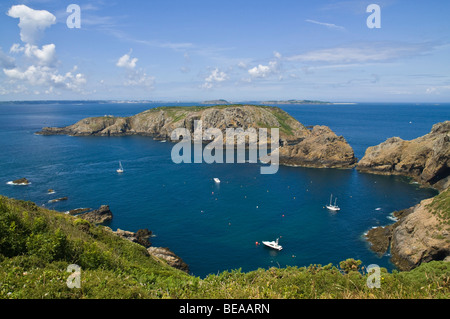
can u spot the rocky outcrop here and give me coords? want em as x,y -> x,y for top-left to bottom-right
277,125 -> 357,168
357,121 -> 450,190
147,247 -> 190,273
114,228 -> 152,248
48,197 -> 68,203
78,205 -> 113,224
9,178 -> 30,185
366,189 -> 450,271
37,104 -> 357,169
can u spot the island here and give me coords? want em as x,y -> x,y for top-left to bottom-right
260,99 -> 331,105
202,99 -> 230,105
37,104 -> 357,169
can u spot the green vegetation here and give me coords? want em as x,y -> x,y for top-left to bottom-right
428,188 -> 450,225
1,195 -> 449,299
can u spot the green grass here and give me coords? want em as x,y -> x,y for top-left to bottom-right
428,188 -> 450,225
1,195 -> 449,299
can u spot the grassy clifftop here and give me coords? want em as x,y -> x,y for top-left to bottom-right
1,195 -> 449,299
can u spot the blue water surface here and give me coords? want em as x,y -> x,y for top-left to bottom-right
0,101 -> 447,277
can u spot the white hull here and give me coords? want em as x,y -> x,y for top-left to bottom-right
214,178 -> 220,183
262,239 -> 283,251
117,161 -> 124,173
326,194 -> 340,211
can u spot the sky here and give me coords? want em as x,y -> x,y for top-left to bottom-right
0,0 -> 450,102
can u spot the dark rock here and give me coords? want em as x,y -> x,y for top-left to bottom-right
365,225 -> 394,256
147,247 -> 190,273
79,205 -> 113,224
67,208 -> 91,215
114,228 -> 152,248
12,178 -> 29,185
48,197 -> 68,203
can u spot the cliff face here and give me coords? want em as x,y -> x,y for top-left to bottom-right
37,105 -> 357,169
278,125 -> 357,168
357,121 -> 450,190
366,188 -> 450,271
37,105 -> 307,141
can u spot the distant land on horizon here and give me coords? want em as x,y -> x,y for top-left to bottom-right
2,100 -> 449,105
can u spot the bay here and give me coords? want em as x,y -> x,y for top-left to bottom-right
0,101 -> 447,277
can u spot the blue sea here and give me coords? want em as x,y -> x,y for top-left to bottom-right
0,101 -> 448,278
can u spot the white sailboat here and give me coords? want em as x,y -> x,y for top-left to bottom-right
326,194 -> 340,211
262,238 -> 283,251
213,178 -> 220,183
117,161 -> 124,173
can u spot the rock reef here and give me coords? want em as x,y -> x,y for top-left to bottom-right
357,121 -> 450,190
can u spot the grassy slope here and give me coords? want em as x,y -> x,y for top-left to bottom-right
0,195 -> 449,299
141,104 -> 299,136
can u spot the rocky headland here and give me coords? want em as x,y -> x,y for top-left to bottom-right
68,204 -> 188,272
357,121 -> 450,191
37,104 -> 357,169
366,188 -> 450,270
363,121 -> 450,270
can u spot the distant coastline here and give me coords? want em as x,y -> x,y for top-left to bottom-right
260,99 -> 331,105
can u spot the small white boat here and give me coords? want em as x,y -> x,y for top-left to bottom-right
213,178 -> 220,183
326,194 -> 340,211
117,161 -> 124,173
262,238 -> 283,251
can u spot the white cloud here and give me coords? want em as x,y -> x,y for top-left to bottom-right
116,51 -> 139,69
426,85 -> 450,95
11,43 -> 57,67
116,50 -> 154,88
237,61 -> 247,69
305,19 -> 345,31
2,5 -> 87,96
287,43 -> 432,64
124,69 -> 155,88
248,61 -> 279,78
7,5 -> 56,44
4,65 -> 86,92
201,68 -> 228,89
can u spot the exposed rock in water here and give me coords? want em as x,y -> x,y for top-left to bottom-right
366,189 -> 450,271
277,125 -> 357,168
147,247 -> 190,273
365,225 -> 394,256
357,121 -> 450,190
37,104 -> 357,169
48,197 -> 68,203
78,205 -> 113,224
114,228 -> 152,248
10,178 -> 30,185
66,208 -> 91,215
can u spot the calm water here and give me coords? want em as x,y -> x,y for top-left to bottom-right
0,101 -> 447,277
